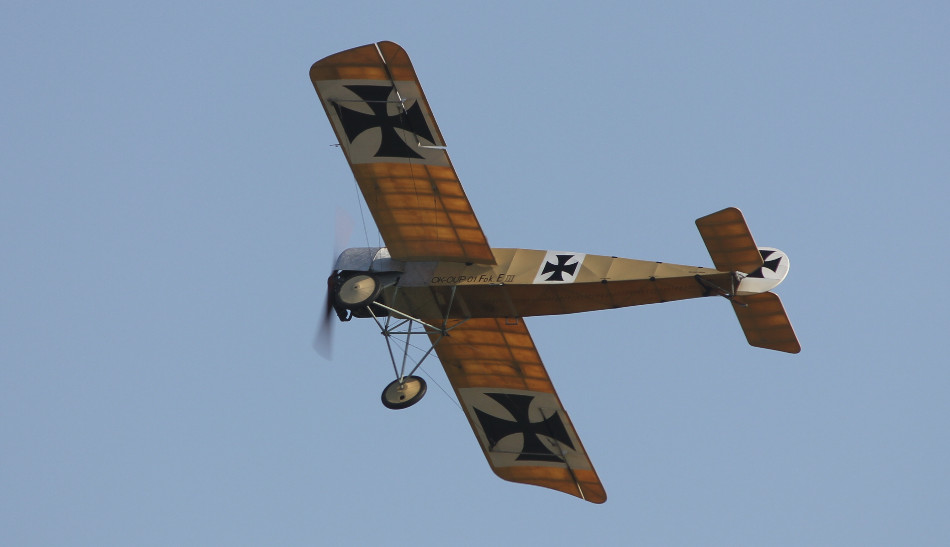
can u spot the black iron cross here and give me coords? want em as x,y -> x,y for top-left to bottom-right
540,254 -> 579,282
473,393 -> 574,462
333,84 -> 434,159
747,249 -> 782,278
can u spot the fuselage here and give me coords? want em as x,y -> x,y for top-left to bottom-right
336,247 -> 734,321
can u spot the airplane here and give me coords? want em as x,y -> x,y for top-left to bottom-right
309,41 -> 800,504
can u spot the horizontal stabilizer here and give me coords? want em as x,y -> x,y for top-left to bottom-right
733,292 -> 801,354
695,207 -> 764,274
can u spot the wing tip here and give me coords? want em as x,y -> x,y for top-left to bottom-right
490,465 -> 607,503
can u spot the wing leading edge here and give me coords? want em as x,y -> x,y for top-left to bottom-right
428,317 -> 606,503
310,42 -> 495,265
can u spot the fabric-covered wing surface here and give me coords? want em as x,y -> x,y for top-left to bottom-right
428,317 -> 606,503
310,41 -> 495,265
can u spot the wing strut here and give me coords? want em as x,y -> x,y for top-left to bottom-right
367,284 -> 468,383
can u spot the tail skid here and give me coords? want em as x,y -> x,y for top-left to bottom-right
696,208 -> 801,354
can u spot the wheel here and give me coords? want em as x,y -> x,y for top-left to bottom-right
335,274 -> 380,309
381,376 -> 427,410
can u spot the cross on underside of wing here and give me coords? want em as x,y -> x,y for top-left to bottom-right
427,317 -> 606,503
310,41 -> 495,265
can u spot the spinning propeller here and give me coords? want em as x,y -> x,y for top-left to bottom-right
313,209 -> 353,359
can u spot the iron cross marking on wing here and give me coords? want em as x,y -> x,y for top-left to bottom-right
541,254 -> 579,282
333,84 -> 434,159
473,393 -> 574,462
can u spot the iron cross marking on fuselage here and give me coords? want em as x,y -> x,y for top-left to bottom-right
541,254 -> 579,282
334,84 -> 434,159
473,393 -> 574,462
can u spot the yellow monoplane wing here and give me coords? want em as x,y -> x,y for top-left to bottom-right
310,42 -> 495,265
428,317 -> 606,503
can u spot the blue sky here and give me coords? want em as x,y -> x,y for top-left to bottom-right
3,2 -> 949,545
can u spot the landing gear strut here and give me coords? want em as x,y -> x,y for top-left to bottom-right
363,282 -> 469,411
329,271 -> 469,410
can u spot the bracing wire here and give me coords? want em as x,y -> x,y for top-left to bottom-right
420,367 -> 462,411
392,329 -> 462,411
351,176 -> 373,249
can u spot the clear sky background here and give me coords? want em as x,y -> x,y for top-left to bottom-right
3,2 -> 948,545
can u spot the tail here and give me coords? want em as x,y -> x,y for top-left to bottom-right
695,207 -> 801,354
